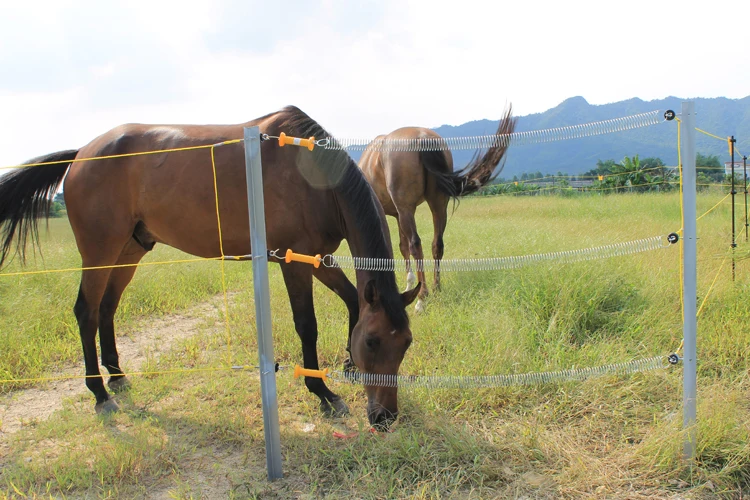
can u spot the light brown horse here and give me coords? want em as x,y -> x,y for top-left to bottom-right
0,106 -> 420,429
358,105 -> 516,312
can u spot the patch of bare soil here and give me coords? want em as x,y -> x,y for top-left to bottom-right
0,299 -> 225,438
0,293 -> 319,498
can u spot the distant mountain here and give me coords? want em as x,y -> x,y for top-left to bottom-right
351,96 -> 750,178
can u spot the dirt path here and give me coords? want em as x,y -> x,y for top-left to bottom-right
0,299 -> 224,437
0,294 -> 295,498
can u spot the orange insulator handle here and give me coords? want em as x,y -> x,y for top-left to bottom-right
294,365 -> 329,380
278,132 -> 316,151
285,249 -> 321,268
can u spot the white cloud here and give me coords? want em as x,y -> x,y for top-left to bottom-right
1,0 -> 748,167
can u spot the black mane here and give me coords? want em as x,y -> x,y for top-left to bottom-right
278,106 -> 409,330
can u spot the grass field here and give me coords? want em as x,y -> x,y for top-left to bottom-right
1,191 -> 749,499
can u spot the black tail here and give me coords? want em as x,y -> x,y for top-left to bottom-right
418,104 -> 517,203
0,149 -> 79,268
418,148 -> 460,202
453,104 -> 517,196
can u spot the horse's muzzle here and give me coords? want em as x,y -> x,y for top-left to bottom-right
368,405 -> 398,431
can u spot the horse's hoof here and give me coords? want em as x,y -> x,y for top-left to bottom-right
108,376 -> 131,393
321,397 -> 350,418
95,398 -> 120,415
414,299 -> 426,314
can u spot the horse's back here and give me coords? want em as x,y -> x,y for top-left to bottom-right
378,127 -> 448,210
62,114 -> 340,259
386,126 -> 438,141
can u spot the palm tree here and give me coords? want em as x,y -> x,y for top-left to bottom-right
618,155 -> 653,192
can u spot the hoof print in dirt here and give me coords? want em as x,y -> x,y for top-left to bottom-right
108,376 -> 131,393
321,397 -> 350,418
95,398 -> 120,415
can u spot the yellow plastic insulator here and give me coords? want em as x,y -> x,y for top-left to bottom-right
285,249 -> 321,268
598,175 -> 604,181
278,132 -> 316,151
294,365 -> 329,380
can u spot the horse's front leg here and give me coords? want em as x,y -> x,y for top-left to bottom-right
281,264 -> 349,417
313,266 -> 358,373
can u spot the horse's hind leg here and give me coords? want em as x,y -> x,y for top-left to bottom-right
426,195 -> 449,293
396,222 -> 417,292
99,239 -> 148,394
71,219 -> 134,413
75,265 -> 119,414
396,210 -> 428,313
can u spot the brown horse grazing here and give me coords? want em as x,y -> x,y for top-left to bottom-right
358,105 -> 516,312
0,106 -> 421,429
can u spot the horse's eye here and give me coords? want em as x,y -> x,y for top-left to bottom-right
365,336 -> 380,350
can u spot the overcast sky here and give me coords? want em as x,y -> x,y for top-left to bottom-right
1,0 -> 748,167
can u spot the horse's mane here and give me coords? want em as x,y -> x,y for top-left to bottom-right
277,106 -> 409,329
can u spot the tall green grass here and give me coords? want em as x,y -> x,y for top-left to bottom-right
1,192 -> 749,498
0,218 -> 250,388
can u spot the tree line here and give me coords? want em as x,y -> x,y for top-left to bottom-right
476,153 -> 740,196
49,193 -> 66,217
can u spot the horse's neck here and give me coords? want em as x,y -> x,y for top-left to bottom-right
335,191 -> 392,290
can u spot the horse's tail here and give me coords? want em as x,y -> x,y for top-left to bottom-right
451,104 -> 517,196
0,149 -> 79,268
418,148 -> 460,202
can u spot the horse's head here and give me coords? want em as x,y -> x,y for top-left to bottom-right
350,280 -> 421,430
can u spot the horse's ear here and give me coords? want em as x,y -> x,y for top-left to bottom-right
364,279 -> 379,306
401,282 -> 422,307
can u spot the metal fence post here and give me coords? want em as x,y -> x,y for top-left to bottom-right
244,126 -> 283,479
680,101 -> 697,461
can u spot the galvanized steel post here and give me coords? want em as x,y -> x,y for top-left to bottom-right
244,126 -> 283,479
680,102 -> 698,461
